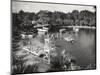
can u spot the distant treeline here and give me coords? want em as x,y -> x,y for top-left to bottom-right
12,9 -> 96,32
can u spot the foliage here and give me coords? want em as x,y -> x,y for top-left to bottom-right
12,9 -> 96,33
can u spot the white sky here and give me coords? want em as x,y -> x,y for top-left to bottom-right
12,1 -> 95,13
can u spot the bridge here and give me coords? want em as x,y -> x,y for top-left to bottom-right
62,26 -> 96,29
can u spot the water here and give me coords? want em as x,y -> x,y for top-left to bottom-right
55,29 -> 96,67
12,28 -> 96,73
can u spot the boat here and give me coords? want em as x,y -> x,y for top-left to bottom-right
64,36 -> 74,42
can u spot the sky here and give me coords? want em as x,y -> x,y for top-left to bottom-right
12,1 -> 95,13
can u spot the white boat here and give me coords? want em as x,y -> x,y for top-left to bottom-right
64,36 -> 74,42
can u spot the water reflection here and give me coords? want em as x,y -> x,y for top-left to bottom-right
61,29 -> 96,67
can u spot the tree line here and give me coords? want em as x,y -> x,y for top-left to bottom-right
12,9 -> 96,33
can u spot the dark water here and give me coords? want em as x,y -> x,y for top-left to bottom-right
55,29 -> 96,67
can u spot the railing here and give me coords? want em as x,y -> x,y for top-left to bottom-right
22,46 -> 50,64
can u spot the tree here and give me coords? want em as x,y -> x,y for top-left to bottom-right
71,10 -> 79,20
36,10 -> 51,24
71,10 -> 79,25
79,10 -> 95,26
